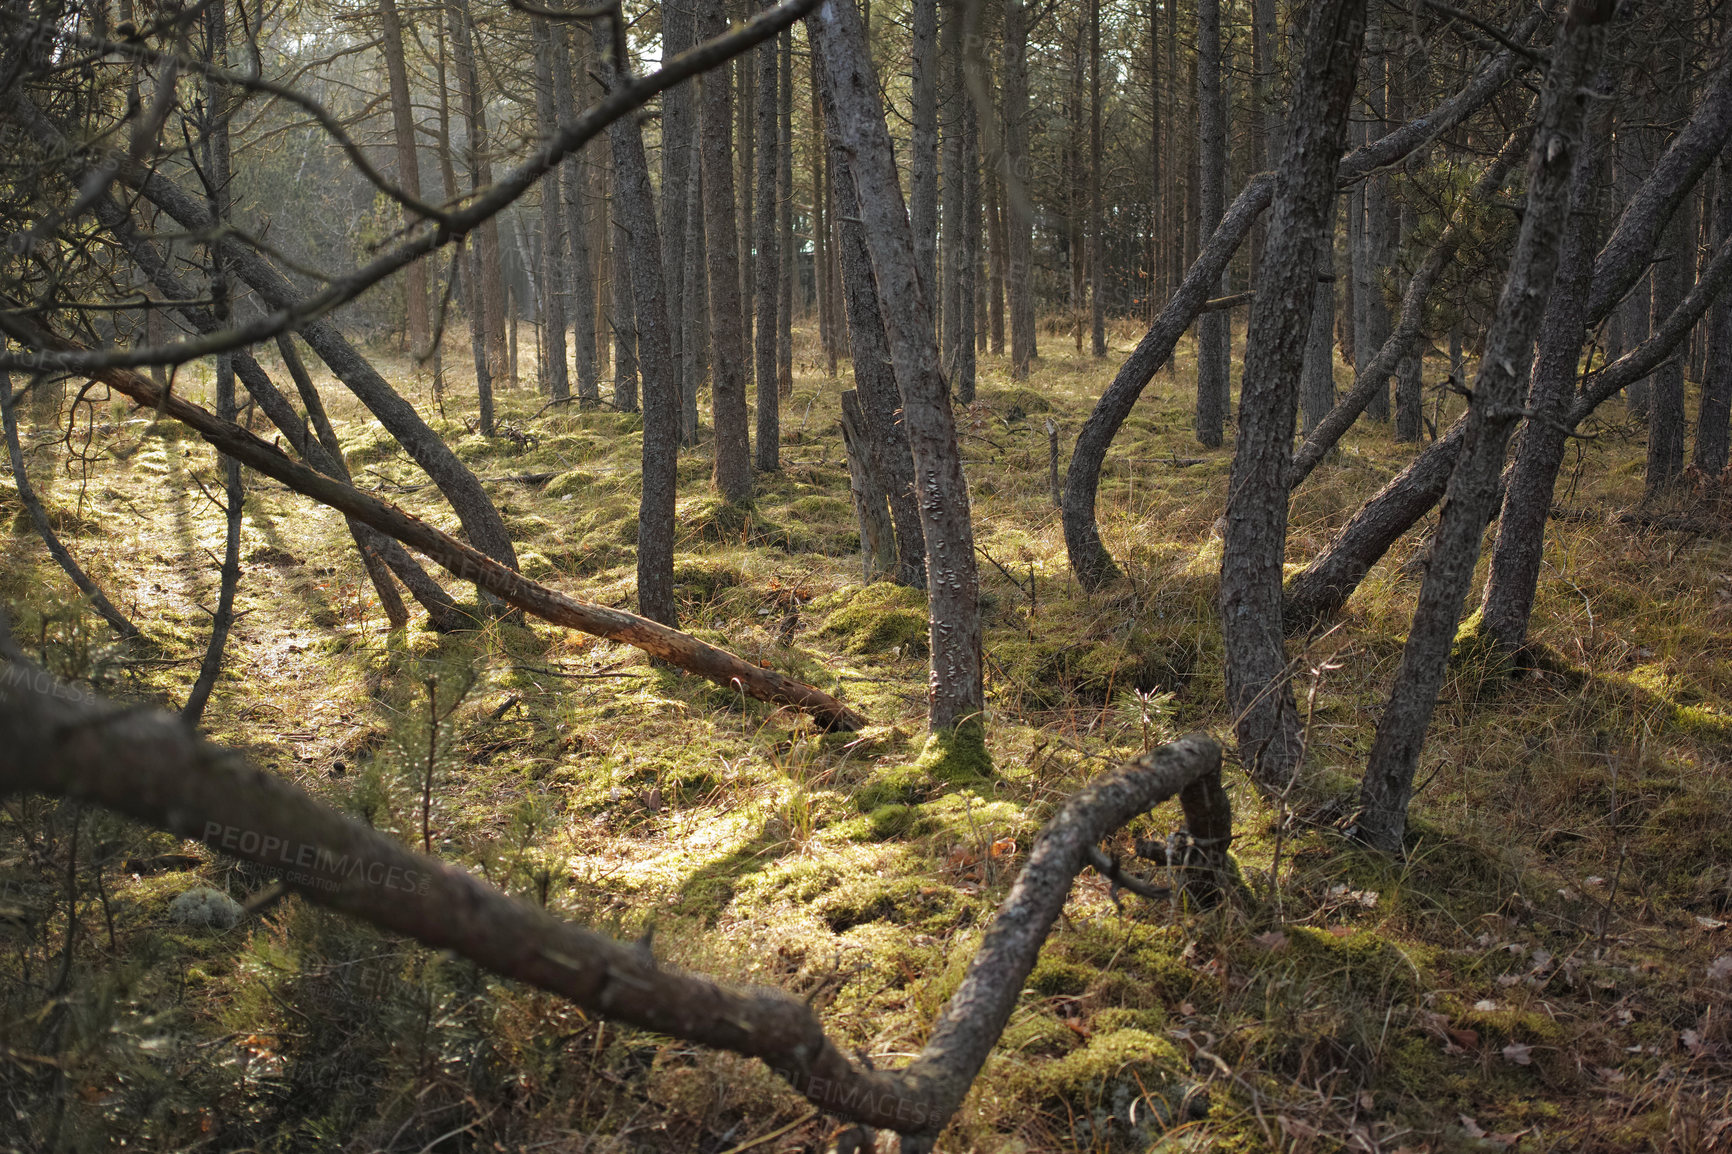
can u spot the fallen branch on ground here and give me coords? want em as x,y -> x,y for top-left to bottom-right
0,655 -> 1229,1143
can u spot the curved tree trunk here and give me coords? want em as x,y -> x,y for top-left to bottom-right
1061,31 -> 1540,589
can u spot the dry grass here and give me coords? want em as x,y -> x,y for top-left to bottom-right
2,318 -> 1730,1153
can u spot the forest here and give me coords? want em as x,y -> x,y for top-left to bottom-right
2,0 -> 1731,1148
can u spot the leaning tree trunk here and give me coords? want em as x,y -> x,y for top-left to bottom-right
824,65 -> 928,589
1220,0 -> 1365,790
1358,2 -> 1609,854
812,0 -> 984,732
699,0 -> 753,504
1475,84 -> 1611,655
1193,0 -> 1229,448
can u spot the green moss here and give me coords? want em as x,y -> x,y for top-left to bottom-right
816,583 -> 929,656
911,726 -> 994,784
817,875 -> 976,934
864,803 -> 918,840
544,469 -> 595,499
789,495 -> 851,519
1001,1012 -> 1082,1056
1027,956 -> 1095,997
1020,1028 -> 1193,1140
339,422 -> 402,466
516,551 -> 556,581
670,554 -> 745,598
677,495 -> 798,550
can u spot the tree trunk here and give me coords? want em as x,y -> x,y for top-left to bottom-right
598,34 -> 679,628
683,131 -> 710,442
660,0 -> 694,427
1300,208 -> 1339,435
1359,5 -> 1608,853
812,0 -> 984,732
532,18 -> 570,401
941,0 -> 965,382
1194,0 -> 1229,448
840,389 -> 897,581
778,29 -> 795,397
1647,189 -> 1692,494
911,0 -> 939,323
1697,152 -> 1732,476
754,23 -> 781,472
956,26 -> 981,402
1004,0 -> 1035,379
378,0 -> 429,361
612,216 -> 640,413
1477,91 -> 1610,654
988,163 -> 1006,355
1219,0 -> 1366,790
824,54 -> 928,590
449,0 -> 510,390
699,0 -> 753,503
1060,29 -> 1536,589
1089,0 -> 1105,358
1359,9 -> 1393,424
184,0 -> 242,729
553,26 -> 600,404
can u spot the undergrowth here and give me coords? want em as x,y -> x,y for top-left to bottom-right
2,316 -> 1730,1152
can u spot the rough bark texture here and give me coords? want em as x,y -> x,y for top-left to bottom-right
377,0 -> 429,360
532,18 -> 570,400
754,27 -> 781,472
840,389 -> 897,581
1061,32 -> 1538,589
599,45 -> 679,629
1477,95 -> 1609,654
1004,0 -> 1034,379
1359,3 -> 1609,854
552,26 -> 599,404
1219,0 -> 1366,790
1699,152 -> 1732,476
684,131 -> 710,441
449,0 -> 510,391
812,0 -> 983,731
1088,0 -> 1105,358
1193,0 -> 1229,448
1647,189 -> 1692,494
660,1 -> 694,432
0,659 -> 1222,1140
911,0 -> 938,316
699,0 -> 753,504
827,108 -> 928,589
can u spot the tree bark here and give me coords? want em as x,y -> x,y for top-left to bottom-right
596,31 -> 679,629
1647,188 -> 1692,494
0,661 -> 1225,1139
1088,0 -> 1105,358
661,0 -> 695,432
1697,152 -> 1732,476
1359,2 -> 1610,853
378,0 -> 430,361
448,0 -> 510,390
826,89 -> 928,589
1359,9 -> 1393,424
1220,0 -> 1366,790
840,389 -> 897,581
552,26 -> 600,404
1061,26 -> 1538,589
778,29 -> 795,397
1194,0 -> 1229,448
1477,90 -> 1610,654
699,0 -> 753,504
683,130 -> 710,442
1004,0 -> 1035,379
532,18 -> 570,401
911,0 -> 939,323
755,23 -> 781,472
812,0 -> 984,731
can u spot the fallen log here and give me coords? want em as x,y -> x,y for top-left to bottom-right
0,318 -> 864,730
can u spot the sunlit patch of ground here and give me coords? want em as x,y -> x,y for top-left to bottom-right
3,316 -> 1730,1152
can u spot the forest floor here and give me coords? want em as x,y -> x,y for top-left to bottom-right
3,319 -> 1732,1153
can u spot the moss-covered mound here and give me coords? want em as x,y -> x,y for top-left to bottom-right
816,582 -> 929,656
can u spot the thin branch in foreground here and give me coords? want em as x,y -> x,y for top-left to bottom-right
0,656 -> 1229,1140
